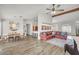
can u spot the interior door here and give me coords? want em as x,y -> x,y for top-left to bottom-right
26,24 -> 30,35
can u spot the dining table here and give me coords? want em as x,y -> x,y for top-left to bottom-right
7,33 -> 21,42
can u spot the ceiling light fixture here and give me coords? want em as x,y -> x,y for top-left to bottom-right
51,11 -> 56,14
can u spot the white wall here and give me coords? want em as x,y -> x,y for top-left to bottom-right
38,13 -> 52,39
0,17 -> 24,36
38,13 -> 52,24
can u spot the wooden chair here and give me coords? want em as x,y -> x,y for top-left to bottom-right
15,36 -> 21,41
8,36 -> 14,42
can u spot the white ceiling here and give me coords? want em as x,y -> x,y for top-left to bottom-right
0,4 -> 79,20
0,4 -> 49,19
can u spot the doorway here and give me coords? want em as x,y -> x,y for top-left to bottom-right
26,24 -> 30,36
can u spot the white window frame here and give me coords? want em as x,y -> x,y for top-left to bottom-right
62,25 -> 71,33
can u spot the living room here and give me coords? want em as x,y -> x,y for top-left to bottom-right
0,4 -> 79,55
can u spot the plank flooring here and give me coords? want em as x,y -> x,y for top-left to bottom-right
0,36 -> 69,55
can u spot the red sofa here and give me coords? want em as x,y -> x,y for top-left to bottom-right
54,31 -> 67,40
40,31 -> 67,41
40,31 -> 53,41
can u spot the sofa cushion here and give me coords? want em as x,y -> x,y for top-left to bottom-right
61,32 -> 67,36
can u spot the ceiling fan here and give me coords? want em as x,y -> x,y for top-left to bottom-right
46,4 -> 64,14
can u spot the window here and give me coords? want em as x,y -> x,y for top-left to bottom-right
62,25 -> 71,33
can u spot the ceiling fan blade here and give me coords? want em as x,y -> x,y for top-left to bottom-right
46,12 -> 50,14
55,9 -> 64,11
56,4 -> 61,8
46,8 -> 51,10
40,10 -> 50,14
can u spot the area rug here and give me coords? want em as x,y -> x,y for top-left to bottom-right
46,38 -> 66,48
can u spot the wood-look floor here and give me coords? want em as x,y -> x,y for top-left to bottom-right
0,36 -> 69,55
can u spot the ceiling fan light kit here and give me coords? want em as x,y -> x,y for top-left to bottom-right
46,4 -> 64,14
51,11 -> 56,14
